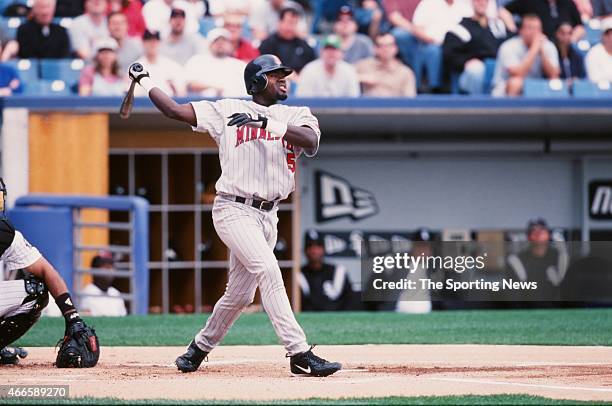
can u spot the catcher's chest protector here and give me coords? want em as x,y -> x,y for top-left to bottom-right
0,218 -> 16,258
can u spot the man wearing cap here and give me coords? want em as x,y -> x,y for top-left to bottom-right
160,8 -> 205,65
333,5 -> 374,64
69,0 -> 110,60
184,28 -> 247,97
356,33 -> 416,97
135,29 -> 186,97
585,17 -> 612,83
507,218 -> 568,304
79,251 -> 128,316
143,0 -> 200,39
258,6 -> 316,74
299,231 -> 356,312
296,35 -> 360,97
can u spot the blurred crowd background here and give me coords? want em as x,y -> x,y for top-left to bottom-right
0,0 -> 610,98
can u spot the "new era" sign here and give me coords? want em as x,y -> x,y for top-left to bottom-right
589,181 -> 612,220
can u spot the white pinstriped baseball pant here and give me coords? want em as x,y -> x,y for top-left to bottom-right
194,196 -> 309,356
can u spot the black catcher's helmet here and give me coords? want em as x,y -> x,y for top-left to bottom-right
244,54 -> 293,95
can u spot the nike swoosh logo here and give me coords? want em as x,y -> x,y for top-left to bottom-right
295,364 -> 311,374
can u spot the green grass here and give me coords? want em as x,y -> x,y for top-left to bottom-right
0,395 -> 610,405
14,308 -> 612,347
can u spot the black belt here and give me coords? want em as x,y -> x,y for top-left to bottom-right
233,196 -> 276,211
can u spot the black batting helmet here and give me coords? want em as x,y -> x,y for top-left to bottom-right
244,54 -> 293,95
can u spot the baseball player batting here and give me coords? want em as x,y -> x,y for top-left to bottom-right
128,54 -> 341,377
0,179 -> 99,368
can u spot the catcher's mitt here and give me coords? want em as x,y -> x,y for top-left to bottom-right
55,320 -> 99,368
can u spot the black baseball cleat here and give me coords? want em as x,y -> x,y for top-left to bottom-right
0,346 -> 28,365
289,346 -> 342,377
175,340 -> 208,373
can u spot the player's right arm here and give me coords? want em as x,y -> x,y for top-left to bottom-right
128,63 -> 197,127
24,257 -> 70,299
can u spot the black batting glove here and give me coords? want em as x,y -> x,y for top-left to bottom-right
128,62 -> 150,84
227,113 -> 268,129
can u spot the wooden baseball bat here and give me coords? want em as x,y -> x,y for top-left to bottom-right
119,79 -> 137,119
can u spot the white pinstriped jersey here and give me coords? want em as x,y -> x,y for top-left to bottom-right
190,99 -> 321,202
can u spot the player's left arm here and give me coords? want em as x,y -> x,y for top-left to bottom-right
283,125 -> 318,151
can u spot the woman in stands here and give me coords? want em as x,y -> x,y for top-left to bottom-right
79,37 -> 126,96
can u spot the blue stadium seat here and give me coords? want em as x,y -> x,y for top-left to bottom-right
585,21 -> 602,47
573,80 -> 612,98
523,79 -> 570,98
3,58 -> 38,84
0,16 -> 25,39
198,16 -> 216,37
40,58 -> 84,89
22,79 -> 72,96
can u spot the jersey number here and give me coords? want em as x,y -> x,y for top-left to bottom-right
286,152 -> 296,173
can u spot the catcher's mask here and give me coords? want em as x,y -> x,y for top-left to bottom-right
244,54 -> 293,95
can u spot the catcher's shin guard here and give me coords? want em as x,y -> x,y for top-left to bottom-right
0,277 -> 48,348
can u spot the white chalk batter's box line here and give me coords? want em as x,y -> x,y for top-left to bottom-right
427,377 -> 612,393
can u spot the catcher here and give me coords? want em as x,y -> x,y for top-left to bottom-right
0,178 -> 99,368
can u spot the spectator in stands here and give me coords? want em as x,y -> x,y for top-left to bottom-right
70,0 -> 110,60
160,8 -> 204,65
80,251 -> 128,316
135,30 -> 186,97
391,0 -> 464,92
108,11 -> 143,72
185,28 -> 247,97
108,0 -> 146,38
333,5 -> 374,64
224,13 -> 260,62
356,0 -> 385,38
259,6 -> 316,73
555,21 -> 586,80
503,0 -> 585,42
591,0 -> 612,18
2,0 -> 71,60
251,0 -> 308,41
143,0 -> 200,39
585,17 -> 612,82
356,32 -> 416,96
0,56 -> 22,96
492,14 -> 560,96
296,35 -> 360,97
79,38 -> 126,96
299,231 -> 356,312
443,0 -> 505,94
384,0 -> 423,67
456,0 -> 514,34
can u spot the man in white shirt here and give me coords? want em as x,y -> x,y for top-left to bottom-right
492,14 -> 560,96
185,28 -> 247,97
69,0 -> 110,60
142,0 -> 200,39
585,17 -> 612,83
410,0 -> 465,90
296,35 -> 360,97
160,7 -> 205,65
80,251 -> 127,317
135,30 -> 187,97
